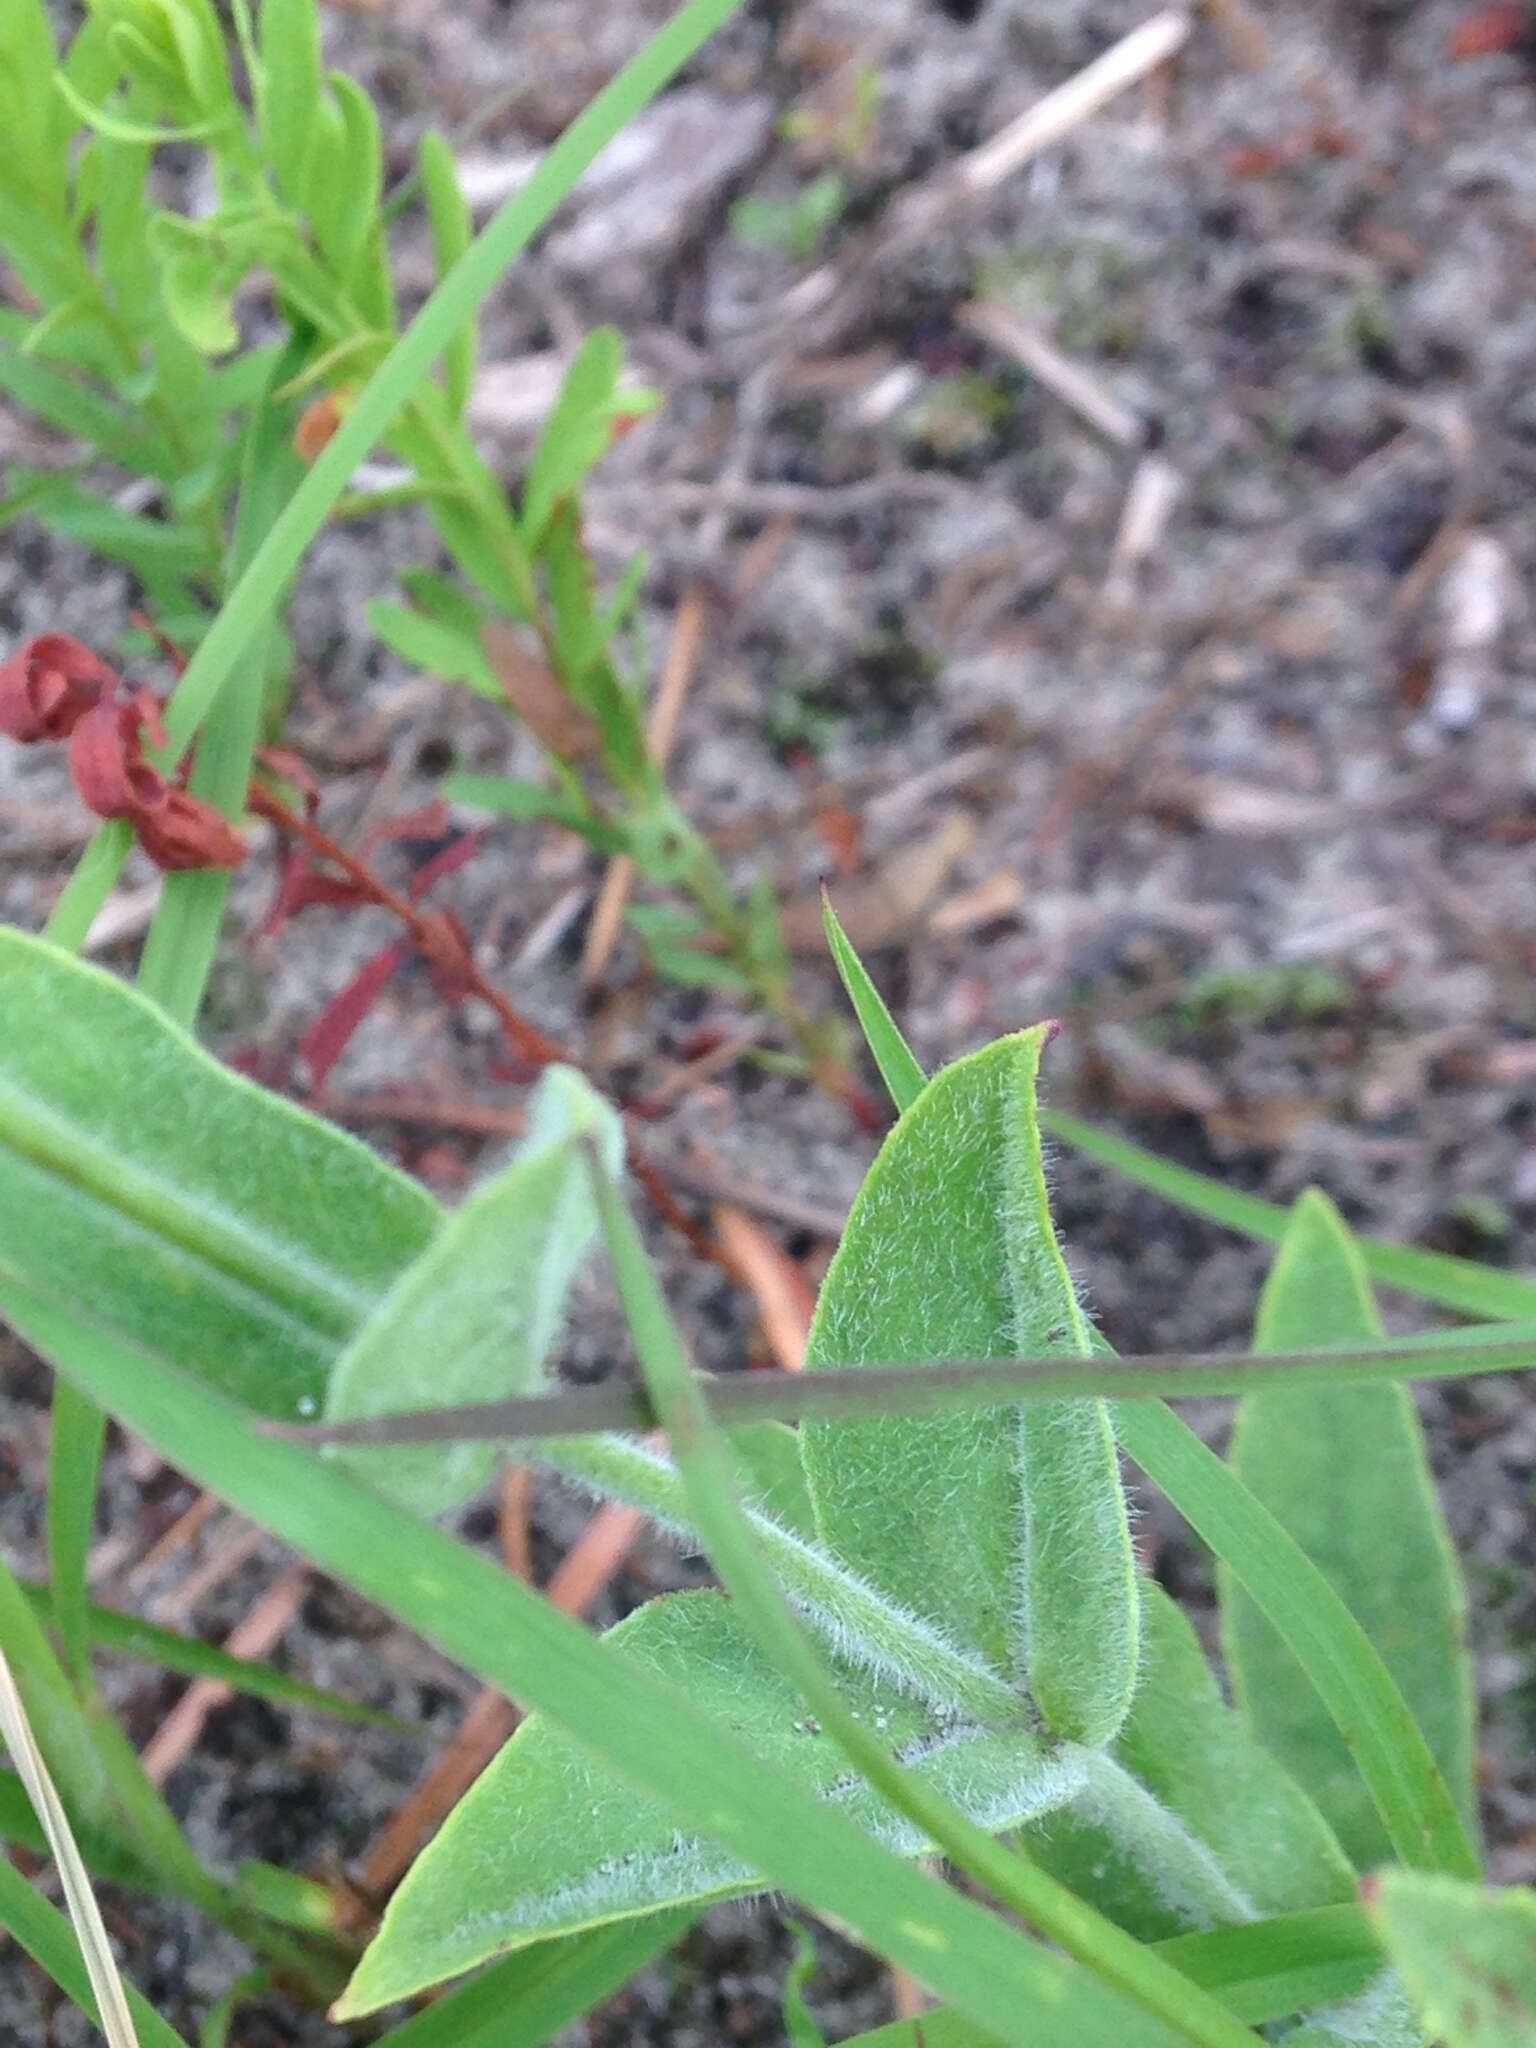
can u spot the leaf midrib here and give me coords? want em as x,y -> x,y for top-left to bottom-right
0,1076 -> 370,1341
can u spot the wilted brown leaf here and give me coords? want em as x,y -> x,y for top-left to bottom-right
482,621 -> 602,763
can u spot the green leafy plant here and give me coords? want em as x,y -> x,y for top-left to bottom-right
3,3 -> 1536,2044
1,0 -> 841,1074
1,910 -> 1530,2044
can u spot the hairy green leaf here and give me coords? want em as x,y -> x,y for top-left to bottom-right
359,1589 -> 1080,1980
1222,1191 -> 1476,1868
1029,1583 -> 1354,1940
325,1067 -> 622,1514
5,1290 -> 1189,2048
0,929 -> 438,1416
1115,1401 -> 1478,1880
804,1029 -> 1138,1743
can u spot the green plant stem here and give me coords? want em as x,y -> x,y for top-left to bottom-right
586,1151 -> 1263,2048
51,0 -> 750,941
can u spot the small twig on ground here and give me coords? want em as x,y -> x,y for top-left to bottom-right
713,1206 -> 815,1372
140,1567 -> 309,1785
152,1518 -> 268,1628
958,301 -> 1147,450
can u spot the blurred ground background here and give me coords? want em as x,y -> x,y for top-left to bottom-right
4,0 -> 1536,2037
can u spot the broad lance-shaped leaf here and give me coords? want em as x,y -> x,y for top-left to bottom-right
1026,1584 -> 1355,1940
0,928 -> 437,1415
1221,1189 -> 1475,1869
349,1588 -> 1086,2002
1367,1871 -> 1536,2048
484,1442 -> 1353,1980
803,1028 -> 1138,1744
324,1067 -> 622,1516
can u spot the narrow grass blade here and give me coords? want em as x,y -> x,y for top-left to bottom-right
280,1320 -> 1536,1446
838,1906 -> 1383,2046
46,1380 -> 106,1685
1223,1192 -> 1476,1868
1042,1109 -> 1536,1324
587,1157 -> 1259,2048
16,1582 -> 409,1730
136,342 -> 304,1029
0,1856 -> 186,2048
0,1642 -> 140,2047
1114,1400 -> 1479,1880
822,893 -> 926,1112
4,1281 -> 1192,2045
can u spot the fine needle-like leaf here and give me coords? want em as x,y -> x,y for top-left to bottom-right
585,1148 -> 1261,2048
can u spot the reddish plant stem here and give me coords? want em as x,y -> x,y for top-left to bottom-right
248,782 -> 564,1067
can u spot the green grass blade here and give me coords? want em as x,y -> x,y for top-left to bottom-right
0,1640 -> 140,2048
16,1581 -> 410,1731
53,0 -> 750,934
1113,1400 -> 1479,1880
0,1854 -> 189,2048
1223,1193 -> 1476,1869
1042,1110 -> 1536,1323
136,344 -> 304,1028
5,1281 -> 1190,2046
822,893 -> 927,1112
43,819 -> 134,950
839,1907 -> 1383,2047
286,1321 -> 1536,1447
587,1155 -> 1260,2048
45,1382 -> 106,1685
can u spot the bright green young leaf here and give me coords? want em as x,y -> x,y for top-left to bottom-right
804,1029 -> 1138,1744
0,929 -> 438,1416
324,1067 -> 622,1515
443,771 -> 595,835
1368,1870 -> 1536,2048
1221,1190 -> 1475,1869
822,893 -> 927,1112
419,127 -> 475,420
256,0 -> 322,209
356,1588 -> 1078,1989
522,327 -> 631,550
1028,1583 -> 1354,1941
368,597 -> 501,696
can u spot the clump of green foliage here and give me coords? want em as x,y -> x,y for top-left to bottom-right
1,4 -> 1534,2047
